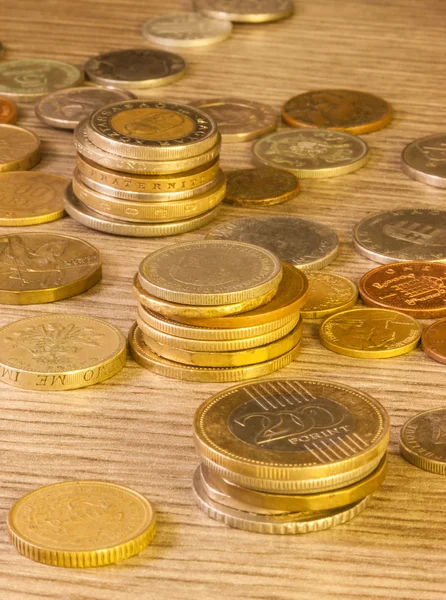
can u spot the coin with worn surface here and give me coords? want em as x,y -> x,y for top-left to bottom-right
191,98 -> 277,142
8,480 -> 156,567
0,314 -> 125,391
301,272 -> 358,319
0,59 -> 83,101
193,0 -> 294,23
400,409 -> 446,475
224,167 -> 299,207
401,133 -> 446,188
0,232 -> 101,304
422,318 -> 446,365
0,97 -> 18,124
207,215 -> 339,270
0,125 -> 40,172
0,172 -> 67,226
320,308 -> 421,359
85,48 -> 186,90
253,129 -> 369,178
142,13 -> 232,47
282,89 -> 392,134
359,262 -> 446,318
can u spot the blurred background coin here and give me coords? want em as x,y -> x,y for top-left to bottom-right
0,125 -> 40,172
0,97 -> 18,124
193,0 -> 295,23
142,13 -> 232,47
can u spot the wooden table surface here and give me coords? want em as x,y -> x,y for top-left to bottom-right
1,1 -> 446,598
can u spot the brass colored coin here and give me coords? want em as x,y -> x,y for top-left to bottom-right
301,272 -> 358,319
0,232 -> 101,304
193,0 -> 295,23
138,240 -> 283,306
142,13 -> 232,47
8,480 -> 156,567
359,262 -> 446,318
85,48 -> 186,90
282,89 -> 393,134
0,315 -> 125,391
190,98 -> 277,142
129,323 -> 301,383
253,129 -> 369,178
0,97 -> 18,124
401,134 -> 446,189
0,124 -> 40,172
422,318 -> 446,365
400,409 -> 446,475
0,172 -> 67,226
224,167 -> 299,207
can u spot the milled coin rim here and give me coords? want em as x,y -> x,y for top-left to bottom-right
400,408 -> 446,475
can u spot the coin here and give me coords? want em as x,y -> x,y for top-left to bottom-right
35,86 -> 134,129
0,232 -> 101,304
253,130 -> 369,178
142,13 -> 232,47
301,272 -> 358,319
8,480 -> 156,567
0,172 -> 67,226
422,318 -> 446,365
359,262 -> 446,318
206,215 -> 339,270
0,59 -> 83,101
282,89 -> 393,134
0,125 -> 40,172
320,308 -> 421,359
0,314 -> 125,390
191,98 -> 277,143
223,167 -> 299,207
400,409 -> 446,475
193,0 -> 295,23
401,133 -> 446,189
0,97 -> 18,124
85,48 -> 186,90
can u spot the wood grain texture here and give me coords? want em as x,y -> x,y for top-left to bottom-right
1,1 -> 446,598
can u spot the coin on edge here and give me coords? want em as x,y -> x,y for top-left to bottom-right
8,480 -> 156,567
0,97 -> 18,124
301,272 -> 358,319
224,167 -> 299,207
142,13 -> 232,47
400,409 -> 446,475
422,318 -> 446,365
193,0 -> 295,23
0,125 -> 40,172
401,133 -> 446,189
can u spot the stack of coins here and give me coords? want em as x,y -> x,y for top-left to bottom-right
193,379 -> 390,534
129,240 -> 309,382
65,99 -> 225,237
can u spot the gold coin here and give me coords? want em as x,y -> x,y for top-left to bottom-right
0,97 -> 18,125
0,124 -> 40,172
223,167 -> 299,207
0,232 -> 101,304
0,172 -> 67,226
129,323 -> 301,383
0,314 -> 126,391
400,409 -> 446,475
8,480 -> 156,567
320,308 -> 421,358
301,272 -> 358,319
193,0 -> 295,24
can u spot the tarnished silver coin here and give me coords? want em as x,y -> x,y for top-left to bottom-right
206,215 -> 339,270
354,209 -> 446,264
402,134 -> 446,189
193,0 -> 295,23
142,13 -> 232,47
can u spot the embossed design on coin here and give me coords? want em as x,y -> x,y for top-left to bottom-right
301,272 -> 358,319
193,0 -> 294,23
422,318 -> 446,365
142,13 -> 232,47
0,124 -> 41,172
224,167 -> 299,206
402,134 -> 446,188
400,409 -> 446,474
0,97 -> 18,124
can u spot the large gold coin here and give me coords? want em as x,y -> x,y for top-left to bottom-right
8,480 -> 156,568
0,124 -> 40,172
400,408 -> 446,475
301,272 -> 358,319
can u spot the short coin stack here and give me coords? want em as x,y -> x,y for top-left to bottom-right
193,379 -> 390,534
129,240 -> 309,382
65,99 -> 225,237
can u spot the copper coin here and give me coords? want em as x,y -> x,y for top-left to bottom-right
224,167 -> 299,207
282,89 -> 393,135
0,97 -> 18,124
359,262 -> 446,318
401,134 -> 446,189
422,318 -> 446,364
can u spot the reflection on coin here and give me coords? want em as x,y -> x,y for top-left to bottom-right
301,272 -> 358,319
85,48 -> 186,90
0,97 -> 18,124
422,318 -> 446,365
253,129 -> 369,178
0,125 -> 40,172
224,167 -> 299,207
193,0 -> 295,23
142,13 -> 232,47
8,480 -> 156,567
206,215 -> 339,270
191,97 -> 277,142
282,89 -> 392,134
35,86 -> 134,129
401,134 -> 446,189
400,409 -> 446,475
354,209 -> 446,264
0,59 -> 83,101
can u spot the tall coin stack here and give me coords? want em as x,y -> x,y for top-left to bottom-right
193,379 -> 390,534
129,240 -> 310,382
65,99 -> 225,237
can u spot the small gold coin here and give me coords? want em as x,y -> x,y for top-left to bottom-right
0,97 -> 18,124
400,408 -> 446,475
142,13 -> 232,47
301,272 -> 358,319
0,124 -> 41,172
320,308 -> 421,359
0,315 -> 126,391
8,480 -> 156,567
193,0 -> 295,23
224,167 -> 299,207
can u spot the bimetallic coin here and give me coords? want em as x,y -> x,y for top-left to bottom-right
402,134 -> 446,188
85,48 -> 186,90
301,272 -> 358,319
400,409 -> 446,475
0,125 -> 40,172
0,232 -> 101,304
191,98 -> 277,142
8,480 -> 156,567
142,13 -> 232,47
282,89 -> 393,134
224,167 -> 299,207
193,0 -> 295,23
207,215 -> 339,271
253,129 -> 369,178
0,97 -> 18,124
422,318 -> 446,365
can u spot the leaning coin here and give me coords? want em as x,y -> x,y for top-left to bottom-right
301,272 -> 358,319
422,318 -> 446,365
224,167 -> 299,207
142,13 -> 232,47
193,0 -> 295,23
401,133 -> 446,189
253,129 -> 369,178
0,97 -> 18,124
0,125 -> 40,172
400,409 -> 446,475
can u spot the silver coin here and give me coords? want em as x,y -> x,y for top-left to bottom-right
401,133 -> 446,189
354,208 -> 446,264
142,13 -> 232,47
193,0 -> 294,23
